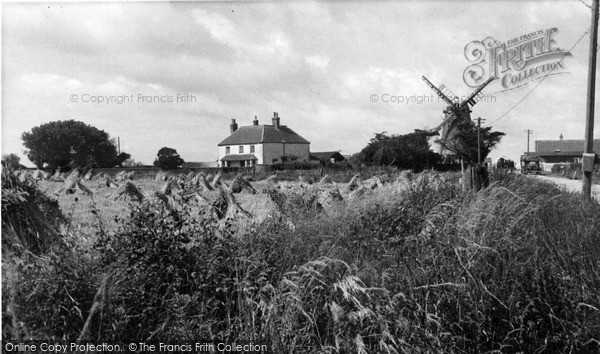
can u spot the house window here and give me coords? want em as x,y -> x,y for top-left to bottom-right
225,147 -> 230,155
272,158 -> 278,163
250,145 -> 255,153
239,146 -> 244,153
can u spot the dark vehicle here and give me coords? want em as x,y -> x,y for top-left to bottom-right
521,155 -> 542,175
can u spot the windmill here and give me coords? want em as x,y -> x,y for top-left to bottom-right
421,75 -> 495,161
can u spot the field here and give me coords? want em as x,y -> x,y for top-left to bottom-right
2,168 -> 600,353
33,177 -> 275,240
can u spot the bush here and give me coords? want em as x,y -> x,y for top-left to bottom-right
270,161 -> 315,171
93,202 -> 281,342
3,240 -> 99,340
569,162 -> 582,172
551,163 -> 568,174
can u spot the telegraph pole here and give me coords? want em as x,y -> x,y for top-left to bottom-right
477,117 -> 486,163
583,0 -> 599,199
524,129 -> 533,155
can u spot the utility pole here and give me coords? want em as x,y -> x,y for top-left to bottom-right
117,137 -> 121,155
583,0 -> 599,200
524,129 -> 533,155
477,117 -> 486,164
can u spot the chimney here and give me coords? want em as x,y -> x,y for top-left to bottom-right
230,118 -> 238,134
272,112 -> 280,129
559,134 -> 563,140
253,115 -> 259,126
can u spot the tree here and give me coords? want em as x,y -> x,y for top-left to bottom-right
435,119 -> 505,164
21,120 -> 126,170
352,131 -> 441,171
153,147 -> 184,169
497,157 -> 516,171
115,152 -> 131,168
2,154 -> 22,169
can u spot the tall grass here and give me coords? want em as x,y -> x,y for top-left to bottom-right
3,169 -> 599,352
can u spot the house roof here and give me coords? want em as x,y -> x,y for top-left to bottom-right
310,151 -> 345,161
527,151 -> 584,157
218,125 -> 310,146
535,139 -> 600,153
220,154 -> 258,162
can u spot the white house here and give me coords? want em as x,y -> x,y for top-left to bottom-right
217,112 -> 311,168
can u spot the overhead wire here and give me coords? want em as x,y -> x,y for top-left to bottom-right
578,0 -> 592,9
490,28 -> 591,124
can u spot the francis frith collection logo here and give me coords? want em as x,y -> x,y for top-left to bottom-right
463,28 -> 572,90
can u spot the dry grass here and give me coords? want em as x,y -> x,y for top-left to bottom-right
4,169 -> 599,352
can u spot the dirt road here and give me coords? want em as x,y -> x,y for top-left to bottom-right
528,175 -> 600,201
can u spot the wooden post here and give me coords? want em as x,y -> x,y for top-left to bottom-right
461,159 -> 466,192
470,164 -> 474,189
477,117 -> 482,164
524,129 -> 533,155
583,0 -> 599,199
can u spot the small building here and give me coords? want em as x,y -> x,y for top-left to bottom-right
217,112 -> 311,168
527,135 -> 600,171
310,151 -> 346,164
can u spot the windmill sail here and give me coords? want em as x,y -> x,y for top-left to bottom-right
459,76 -> 495,109
421,76 -> 454,106
438,84 -> 457,103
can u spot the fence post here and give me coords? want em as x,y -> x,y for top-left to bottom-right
461,159 -> 466,192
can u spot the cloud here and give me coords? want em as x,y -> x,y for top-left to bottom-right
17,73 -> 82,96
306,55 -> 330,68
192,8 -> 292,58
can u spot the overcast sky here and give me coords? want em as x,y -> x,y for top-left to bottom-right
2,1 -> 599,166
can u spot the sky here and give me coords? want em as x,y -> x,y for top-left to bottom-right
2,0 -> 599,166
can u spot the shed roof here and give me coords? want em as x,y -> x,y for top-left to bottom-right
535,139 -> 600,153
310,151 -> 346,161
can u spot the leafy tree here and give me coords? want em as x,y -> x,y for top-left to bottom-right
21,120 -> 126,170
497,157 -> 516,171
115,152 -> 131,168
436,119 -> 505,164
153,147 -> 184,169
1,154 -> 21,169
352,131 -> 441,171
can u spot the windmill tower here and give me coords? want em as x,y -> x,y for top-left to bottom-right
421,75 -> 495,161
